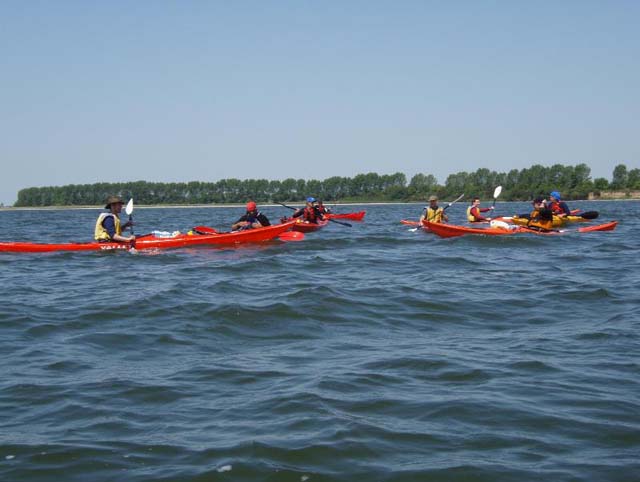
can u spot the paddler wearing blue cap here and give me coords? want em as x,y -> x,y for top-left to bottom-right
292,197 -> 325,224
548,191 -> 571,217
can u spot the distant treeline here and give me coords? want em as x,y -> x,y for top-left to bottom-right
14,163 -> 638,207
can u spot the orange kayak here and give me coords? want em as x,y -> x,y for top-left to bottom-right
423,220 -> 618,238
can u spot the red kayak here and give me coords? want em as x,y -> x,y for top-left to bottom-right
423,220 -> 618,238
325,211 -> 366,221
283,218 -> 330,233
0,221 -> 298,253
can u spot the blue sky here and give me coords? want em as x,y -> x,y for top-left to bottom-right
1,1 -> 638,205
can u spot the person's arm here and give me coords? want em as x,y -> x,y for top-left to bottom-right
470,206 -> 488,221
559,202 -> 571,216
255,213 -> 270,227
292,209 -> 304,218
315,207 -> 325,220
103,216 -> 134,242
231,214 -> 250,230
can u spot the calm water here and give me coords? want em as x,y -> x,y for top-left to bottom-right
1,201 -> 639,482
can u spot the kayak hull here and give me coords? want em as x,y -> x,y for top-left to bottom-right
326,211 -> 366,221
423,220 -> 618,238
0,221 -> 297,253
283,218 -> 330,233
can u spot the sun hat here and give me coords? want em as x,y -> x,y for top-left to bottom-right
306,197 -> 316,203
104,196 -> 125,209
246,201 -> 257,211
428,195 -> 438,202
550,191 -> 561,200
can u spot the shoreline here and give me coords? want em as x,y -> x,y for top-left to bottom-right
0,198 -> 637,212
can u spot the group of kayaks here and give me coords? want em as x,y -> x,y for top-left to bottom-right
402,209 -> 618,238
0,210 -> 367,253
0,204 -> 620,253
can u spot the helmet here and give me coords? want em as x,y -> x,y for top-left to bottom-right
306,197 -> 316,203
550,191 -> 561,200
246,201 -> 257,211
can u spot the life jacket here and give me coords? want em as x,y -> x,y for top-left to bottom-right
94,213 -> 121,241
549,201 -> 563,214
466,206 -> 484,222
426,206 -> 444,223
527,209 -> 554,230
303,206 -> 318,223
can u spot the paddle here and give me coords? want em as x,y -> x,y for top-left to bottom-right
278,231 -> 305,242
575,210 -> 599,220
491,186 -> 502,209
411,193 -> 464,231
125,198 -> 134,235
277,202 -> 352,227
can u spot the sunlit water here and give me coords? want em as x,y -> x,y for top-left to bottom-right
1,201 -> 639,481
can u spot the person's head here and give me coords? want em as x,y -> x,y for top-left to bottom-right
104,196 -> 125,212
550,191 -> 561,201
428,195 -> 438,206
533,196 -> 545,208
306,196 -> 316,206
246,201 -> 257,213
472,197 -> 480,206
317,200 -> 324,206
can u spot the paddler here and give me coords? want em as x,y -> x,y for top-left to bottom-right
231,201 -> 271,230
467,197 -> 494,222
94,196 -> 135,243
292,197 -> 325,224
548,191 -> 571,217
420,195 -> 448,223
526,197 -> 554,231
316,200 -> 331,215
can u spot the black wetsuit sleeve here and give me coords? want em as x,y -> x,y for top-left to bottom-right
257,213 -> 270,226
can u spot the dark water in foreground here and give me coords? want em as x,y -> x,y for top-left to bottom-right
1,201 -> 639,482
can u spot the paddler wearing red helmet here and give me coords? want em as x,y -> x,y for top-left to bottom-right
231,201 -> 271,230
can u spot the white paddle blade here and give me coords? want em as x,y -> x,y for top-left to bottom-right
125,198 -> 134,215
493,186 -> 502,199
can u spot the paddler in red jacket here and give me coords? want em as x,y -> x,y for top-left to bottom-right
231,201 -> 271,230
94,196 -> 135,243
548,191 -> 571,217
316,200 -> 331,215
292,197 -> 325,224
466,197 -> 494,222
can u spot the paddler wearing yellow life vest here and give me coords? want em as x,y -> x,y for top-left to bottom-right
526,197 -> 554,231
94,196 -> 135,243
420,195 -> 448,223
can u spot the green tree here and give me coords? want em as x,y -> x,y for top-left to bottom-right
611,164 -> 628,189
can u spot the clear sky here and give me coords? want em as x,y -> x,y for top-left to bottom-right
1,1 -> 638,205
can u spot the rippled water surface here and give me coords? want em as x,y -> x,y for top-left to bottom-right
1,201 -> 639,481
